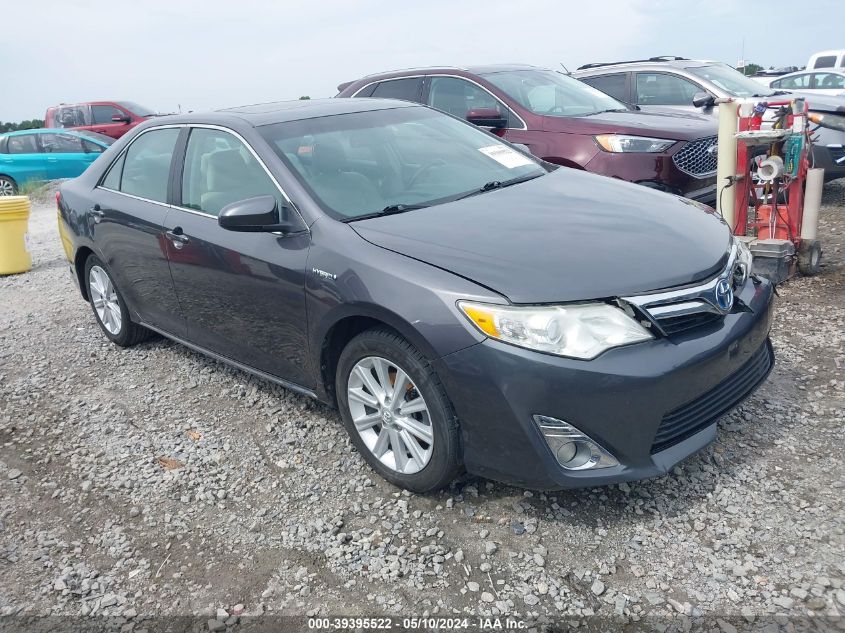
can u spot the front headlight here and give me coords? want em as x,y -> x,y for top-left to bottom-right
733,237 -> 753,286
594,134 -> 676,153
458,301 -> 653,360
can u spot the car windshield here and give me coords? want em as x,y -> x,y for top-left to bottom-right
118,101 -> 155,117
686,63 -> 775,98
259,106 -> 546,220
480,69 -> 628,117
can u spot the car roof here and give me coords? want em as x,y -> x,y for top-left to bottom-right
0,128 -> 112,145
574,57 -> 714,74
777,68 -> 845,77
340,64 -> 547,90
2,128 -> 83,136
134,98 -> 420,129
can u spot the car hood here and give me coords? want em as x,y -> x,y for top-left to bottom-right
351,169 -> 730,304
539,109 -> 717,141
781,91 -> 845,114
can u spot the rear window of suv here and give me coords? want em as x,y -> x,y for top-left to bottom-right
812,55 -> 837,69
581,73 -> 628,102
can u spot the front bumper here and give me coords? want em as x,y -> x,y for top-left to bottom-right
584,146 -> 717,204
435,277 -> 774,489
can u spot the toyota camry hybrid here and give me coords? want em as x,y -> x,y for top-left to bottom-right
57,98 -> 774,492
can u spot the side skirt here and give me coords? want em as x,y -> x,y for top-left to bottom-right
140,322 -> 319,400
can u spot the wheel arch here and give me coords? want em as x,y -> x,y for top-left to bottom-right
74,246 -> 96,301
316,306 -> 441,407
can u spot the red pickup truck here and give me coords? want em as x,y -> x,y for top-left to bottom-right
45,101 -> 155,139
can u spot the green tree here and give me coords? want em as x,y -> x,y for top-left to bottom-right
740,62 -> 763,76
0,119 -> 44,133
298,95 -> 311,100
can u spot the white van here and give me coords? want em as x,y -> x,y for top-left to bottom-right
807,50 -> 845,70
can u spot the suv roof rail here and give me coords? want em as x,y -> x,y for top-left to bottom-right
576,56 -> 688,71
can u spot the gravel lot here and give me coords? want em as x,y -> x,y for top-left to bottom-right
1,182 -> 843,629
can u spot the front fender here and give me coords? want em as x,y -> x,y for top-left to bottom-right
304,218 -> 502,401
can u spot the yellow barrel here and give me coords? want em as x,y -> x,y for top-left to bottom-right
0,196 -> 32,275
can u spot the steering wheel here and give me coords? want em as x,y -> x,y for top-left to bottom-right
407,159 -> 447,189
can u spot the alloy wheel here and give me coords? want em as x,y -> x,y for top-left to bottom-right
346,356 -> 433,474
88,265 -> 122,335
0,179 -> 15,196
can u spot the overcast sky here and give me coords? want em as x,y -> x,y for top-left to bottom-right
3,0 -> 841,121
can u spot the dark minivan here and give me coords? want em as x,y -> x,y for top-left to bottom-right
337,65 -> 720,203
58,98 -> 773,492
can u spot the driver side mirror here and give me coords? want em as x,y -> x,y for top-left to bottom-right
692,91 -> 716,109
111,114 -> 131,123
466,108 -> 508,129
218,195 -> 303,234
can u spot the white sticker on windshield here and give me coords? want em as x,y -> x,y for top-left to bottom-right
478,145 -> 534,169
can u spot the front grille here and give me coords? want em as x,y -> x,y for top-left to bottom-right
673,135 -> 718,178
653,311 -> 722,336
651,341 -> 774,454
829,146 -> 845,166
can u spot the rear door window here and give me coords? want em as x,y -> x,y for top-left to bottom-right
635,72 -> 701,105
370,78 -> 424,102
101,153 -> 125,190
40,133 -> 84,153
581,73 -> 628,102
118,128 -> 180,203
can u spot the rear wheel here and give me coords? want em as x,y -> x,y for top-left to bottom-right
0,176 -> 16,196
84,255 -> 153,347
336,328 -> 462,492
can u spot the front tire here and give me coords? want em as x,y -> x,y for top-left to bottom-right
336,328 -> 462,492
84,255 -> 152,347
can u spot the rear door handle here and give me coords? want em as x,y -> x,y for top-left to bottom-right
166,227 -> 190,249
90,205 -> 104,223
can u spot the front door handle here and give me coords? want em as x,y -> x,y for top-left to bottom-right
166,227 -> 190,249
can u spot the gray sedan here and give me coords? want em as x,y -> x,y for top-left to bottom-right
57,98 -> 772,492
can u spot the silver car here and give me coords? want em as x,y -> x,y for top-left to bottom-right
573,57 -> 845,181
767,69 -> 845,97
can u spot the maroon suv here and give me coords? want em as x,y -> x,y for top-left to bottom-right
337,65 -> 719,203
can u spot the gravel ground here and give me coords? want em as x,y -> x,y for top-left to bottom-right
0,182 -> 843,630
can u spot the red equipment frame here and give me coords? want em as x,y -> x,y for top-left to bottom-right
731,99 -> 809,247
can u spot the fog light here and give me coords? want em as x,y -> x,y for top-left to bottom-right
534,415 -> 619,471
556,441 -> 577,464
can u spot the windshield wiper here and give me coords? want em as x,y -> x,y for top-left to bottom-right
343,203 -> 428,223
455,173 -> 542,201
582,108 -> 629,116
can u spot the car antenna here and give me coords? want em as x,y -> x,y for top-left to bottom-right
560,63 -> 571,75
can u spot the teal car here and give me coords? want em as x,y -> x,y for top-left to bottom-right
0,128 -> 113,195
